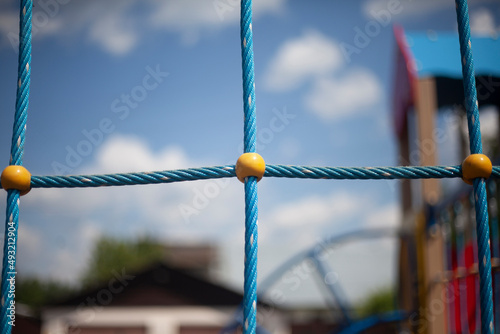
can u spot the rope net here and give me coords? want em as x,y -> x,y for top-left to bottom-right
1,0 -> 498,333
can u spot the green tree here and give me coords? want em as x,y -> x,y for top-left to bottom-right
81,236 -> 164,287
16,277 -> 75,310
356,286 -> 395,318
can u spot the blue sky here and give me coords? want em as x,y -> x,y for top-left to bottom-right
0,0 -> 499,307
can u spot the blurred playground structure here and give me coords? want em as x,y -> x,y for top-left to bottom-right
3,1 -> 500,334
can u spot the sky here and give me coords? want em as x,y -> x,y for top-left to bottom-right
0,0 -> 500,309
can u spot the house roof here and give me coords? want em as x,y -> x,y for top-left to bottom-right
47,262 -> 243,307
392,26 -> 500,138
406,31 -> 500,79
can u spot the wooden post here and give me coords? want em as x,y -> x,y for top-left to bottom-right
414,77 -> 446,334
415,77 -> 441,205
425,224 -> 447,334
399,124 -> 413,215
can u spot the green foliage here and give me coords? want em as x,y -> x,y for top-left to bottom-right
16,277 -> 75,310
15,236 -> 164,310
81,236 -> 164,287
356,286 -> 395,318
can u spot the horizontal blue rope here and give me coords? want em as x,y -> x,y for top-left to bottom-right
28,165 -> 500,189
30,166 -> 236,188
492,167 -> 500,178
265,165 -> 463,179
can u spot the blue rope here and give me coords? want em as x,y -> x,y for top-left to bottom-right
10,1 -> 31,167
31,166 -> 237,188
27,165 -> 500,189
241,1 -> 257,155
1,1 -> 32,333
221,228 -> 397,334
492,168 -> 500,179
1,192 -> 20,334
455,0 -> 494,332
265,165 -> 463,180
240,0 -> 259,332
3,1 -> 500,333
244,177 -> 258,333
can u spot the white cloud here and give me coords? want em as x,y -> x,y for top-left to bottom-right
362,0 -> 452,19
89,11 -> 138,55
243,192 -> 400,303
149,0 -> 285,45
147,0 -> 286,46
0,0 -> 140,54
304,69 -> 381,121
264,30 -> 382,121
28,135 -> 234,229
263,30 -> 343,92
9,221 -> 100,282
277,137 -> 302,161
10,134 -> 400,299
267,192 -> 362,228
470,7 -> 498,36
363,0 -> 500,24
364,203 -> 401,229
47,221 -> 102,282
17,224 -> 42,258
150,0 -> 285,28
0,0 -> 287,54
89,135 -> 192,173
19,134 -> 245,283
261,190 -> 379,249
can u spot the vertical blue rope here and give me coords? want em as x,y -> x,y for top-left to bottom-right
455,0 -> 494,332
10,0 -> 32,167
241,0 -> 257,155
1,1 -> 32,334
240,0 -> 258,333
244,178 -> 258,333
1,192 -> 20,334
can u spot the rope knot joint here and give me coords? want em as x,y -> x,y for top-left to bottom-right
235,153 -> 265,183
461,154 -> 492,185
1,165 -> 31,195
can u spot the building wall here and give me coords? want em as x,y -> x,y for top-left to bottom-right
42,306 -> 290,334
71,328 -> 146,334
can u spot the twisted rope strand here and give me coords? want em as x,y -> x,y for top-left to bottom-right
265,165 -> 463,180
11,2 -> 32,166
31,166 -> 236,188
1,192 -> 20,334
29,165 -> 500,189
2,1 -> 32,334
455,0 -> 494,331
243,177 -> 258,333
241,3 -> 257,155
240,0 -> 259,332
3,1 -> 499,333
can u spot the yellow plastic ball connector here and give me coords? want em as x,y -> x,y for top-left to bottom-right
461,154 -> 492,185
235,153 -> 266,183
1,165 -> 31,195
